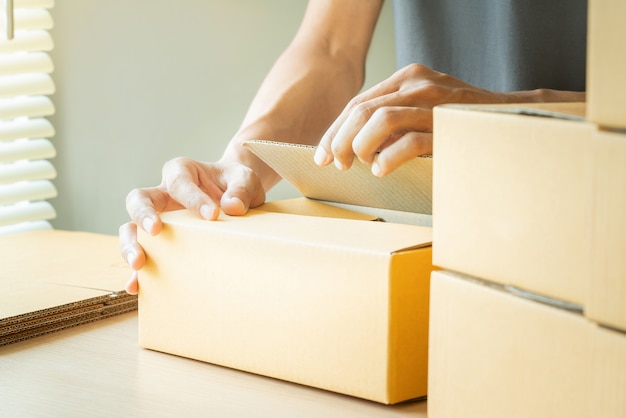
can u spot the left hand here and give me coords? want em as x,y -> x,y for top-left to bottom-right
313,63 -> 509,176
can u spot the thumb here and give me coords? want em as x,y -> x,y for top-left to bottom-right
220,166 -> 266,216
221,189 -> 248,216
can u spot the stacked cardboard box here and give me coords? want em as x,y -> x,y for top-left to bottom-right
429,1 -> 626,413
429,4 -> 626,407
138,141 -> 436,404
585,0 -> 626,334
430,101 -> 626,417
428,270 -> 626,418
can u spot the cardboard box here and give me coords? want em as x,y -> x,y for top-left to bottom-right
138,205 -> 433,404
428,270 -> 626,418
137,140 -> 435,403
586,0 -> 626,129
432,102 -> 592,305
587,128 -> 626,331
138,140 -> 435,403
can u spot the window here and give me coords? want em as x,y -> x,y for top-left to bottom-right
0,0 -> 56,235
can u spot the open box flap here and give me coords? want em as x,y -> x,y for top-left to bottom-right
159,209 -> 433,254
256,197 -> 378,221
244,140 -> 432,215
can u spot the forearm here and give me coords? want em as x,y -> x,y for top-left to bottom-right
221,0 -> 383,192
222,47 -> 364,191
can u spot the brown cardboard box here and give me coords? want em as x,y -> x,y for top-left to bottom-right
137,142 -> 434,404
138,206 -> 433,404
432,102 -> 592,305
587,128 -> 626,332
428,270 -> 623,418
586,0 -> 626,129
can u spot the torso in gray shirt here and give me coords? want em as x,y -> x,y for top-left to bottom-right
393,0 -> 587,92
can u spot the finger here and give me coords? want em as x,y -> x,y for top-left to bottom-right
352,106 -> 432,165
315,73 -> 406,168
323,86 -> 432,171
125,271 -> 139,295
219,163 -> 266,216
328,98 -> 381,170
125,187 -> 172,235
371,131 -> 433,177
162,158 -> 222,220
119,221 -> 147,270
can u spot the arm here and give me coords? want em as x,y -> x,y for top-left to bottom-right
120,0 -> 383,293
221,0 -> 383,192
314,63 -> 586,176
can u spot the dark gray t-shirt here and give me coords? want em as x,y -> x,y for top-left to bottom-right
393,0 -> 587,92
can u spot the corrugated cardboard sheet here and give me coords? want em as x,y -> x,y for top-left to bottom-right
1,230 -> 137,346
244,140 -> 433,215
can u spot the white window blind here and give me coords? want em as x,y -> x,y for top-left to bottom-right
0,0 -> 56,236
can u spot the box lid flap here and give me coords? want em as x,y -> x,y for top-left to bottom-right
244,140 -> 432,215
160,209 -> 432,253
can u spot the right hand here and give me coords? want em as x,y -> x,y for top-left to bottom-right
119,157 -> 266,295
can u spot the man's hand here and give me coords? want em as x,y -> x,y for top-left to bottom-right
119,158 -> 266,295
314,63 -> 511,176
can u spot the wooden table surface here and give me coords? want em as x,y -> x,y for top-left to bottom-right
0,312 -> 428,417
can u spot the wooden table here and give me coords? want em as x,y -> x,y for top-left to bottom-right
0,312 -> 428,417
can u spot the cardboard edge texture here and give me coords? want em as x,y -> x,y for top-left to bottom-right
0,230 -> 137,346
243,140 -> 433,215
138,209 -> 433,404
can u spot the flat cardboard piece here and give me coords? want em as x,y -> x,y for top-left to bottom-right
433,102 -> 592,304
0,230 -> 137,346
244,140 -> 433,215
139,208 -> 433,404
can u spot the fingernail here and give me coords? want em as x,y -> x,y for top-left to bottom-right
334,159 -> 346,170
126,251 -> 137,268
142,217 -> 154,233
372,161 -> 383,177
200,204 -> 219,220
125,275 -> 139,295
227,196 -> 244,209
314,146 -> 330,166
